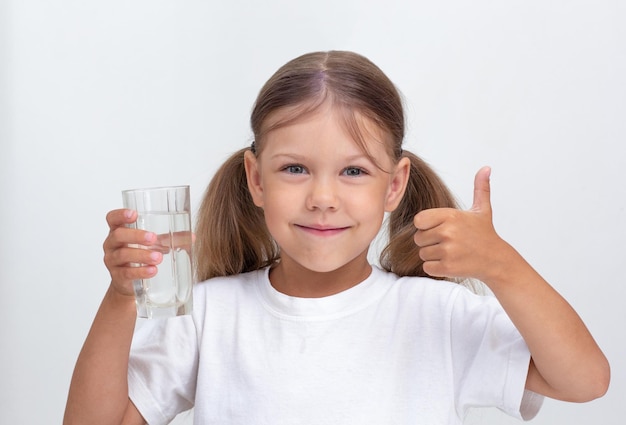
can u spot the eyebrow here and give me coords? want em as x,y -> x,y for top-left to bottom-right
269,152 -> 373,162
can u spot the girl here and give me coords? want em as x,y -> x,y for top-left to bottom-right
64,51 -> 609,425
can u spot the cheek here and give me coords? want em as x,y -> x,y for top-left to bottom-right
258,190 -> 299,227
263,187 -> 301,207
350,184 -> 390,209
347,191 -> 386,224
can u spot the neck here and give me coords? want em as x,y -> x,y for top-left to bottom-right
269,256 -> 372,298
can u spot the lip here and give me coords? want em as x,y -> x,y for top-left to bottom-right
295,224 -> 350,237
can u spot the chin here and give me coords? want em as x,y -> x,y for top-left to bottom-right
299,257 -> 366,274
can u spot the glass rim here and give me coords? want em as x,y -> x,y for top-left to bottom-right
121,185 -> 189,195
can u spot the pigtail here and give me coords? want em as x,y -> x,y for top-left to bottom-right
380,150 -> 459,278
194,148 -> 278,282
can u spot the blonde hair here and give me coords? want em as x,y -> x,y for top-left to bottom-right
195,51 -> 459,282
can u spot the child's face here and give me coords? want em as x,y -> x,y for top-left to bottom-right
244,104 -> 410,275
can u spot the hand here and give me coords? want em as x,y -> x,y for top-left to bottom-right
102,209 -> 162,297
152,231 -> 195,256
413,166 -> 509,282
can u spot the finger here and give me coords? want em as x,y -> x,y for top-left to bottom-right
419,252 -> 456,278
413,228 -> 441,248
105,246 -> 163,269
110,264 -> 158,284
106,209 -> 137,230
413,207 -> 457,231
421,260 -> 447,278
156,231 -> 194,251
470,166 -> 492,213
417,246 -> 447,278
105,246 -> 161,289
417,243 -> 442,262
103,226 -> 157,251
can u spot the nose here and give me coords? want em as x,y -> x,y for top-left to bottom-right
306,176 -> 339,211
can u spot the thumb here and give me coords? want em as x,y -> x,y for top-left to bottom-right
470,166 -> 492,213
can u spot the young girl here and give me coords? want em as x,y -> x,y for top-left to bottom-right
64,51 -> 609,425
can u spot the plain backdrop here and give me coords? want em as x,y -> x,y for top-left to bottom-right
1,1 -> 625,424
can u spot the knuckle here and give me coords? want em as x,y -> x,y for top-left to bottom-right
440,225 -> 459,242
447,209 -> 461,220
105,209 -> 125,228
413,214 -> 422,228
439,244 -> 452,257
103,234 -> 116,252
438,261 -> 451,276
110,227 -> 125,240
422,262 -> 437,277
438,227 -> 451,241
121,267 -> 139,281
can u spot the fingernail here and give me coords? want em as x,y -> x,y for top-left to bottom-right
124,209 -> 134,219
145,232 -> 156,242
146,266 -> 157,275
150,252 -> 162,262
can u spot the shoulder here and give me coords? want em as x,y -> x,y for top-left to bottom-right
374,266 -> 465,298
195,268 -> 265,293
190,268 -> 266,316
373,266 -> 494,313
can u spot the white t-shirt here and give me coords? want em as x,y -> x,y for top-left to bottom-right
128,266 -> 542,425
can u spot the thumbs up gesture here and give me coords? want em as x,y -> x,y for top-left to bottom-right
413,166 -> 509,283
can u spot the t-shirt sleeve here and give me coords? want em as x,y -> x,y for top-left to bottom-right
128,315 -> 199,425
449,288 -> 543,421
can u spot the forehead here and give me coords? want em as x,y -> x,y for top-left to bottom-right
261,102 -> 392,155
259,104 -> 396,174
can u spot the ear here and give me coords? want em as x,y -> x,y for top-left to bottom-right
243,150 -> 264,208
384,156 -> 411,212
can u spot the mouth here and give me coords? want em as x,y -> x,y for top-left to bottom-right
295,224 -> 350,237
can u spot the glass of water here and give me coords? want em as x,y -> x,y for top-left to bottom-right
122,185 -> 194,319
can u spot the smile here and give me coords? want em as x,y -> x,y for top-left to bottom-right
295,224 -> 350,237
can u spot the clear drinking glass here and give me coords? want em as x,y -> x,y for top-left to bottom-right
122,185 -> 194,318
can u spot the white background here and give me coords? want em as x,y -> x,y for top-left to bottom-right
1,1 -> 625,424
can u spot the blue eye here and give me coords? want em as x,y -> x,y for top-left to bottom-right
284,164 -> 306,174
344,167 -> 366,177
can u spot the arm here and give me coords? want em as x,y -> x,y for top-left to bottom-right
413,167 -> 610,402
64,210 -> 162,425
